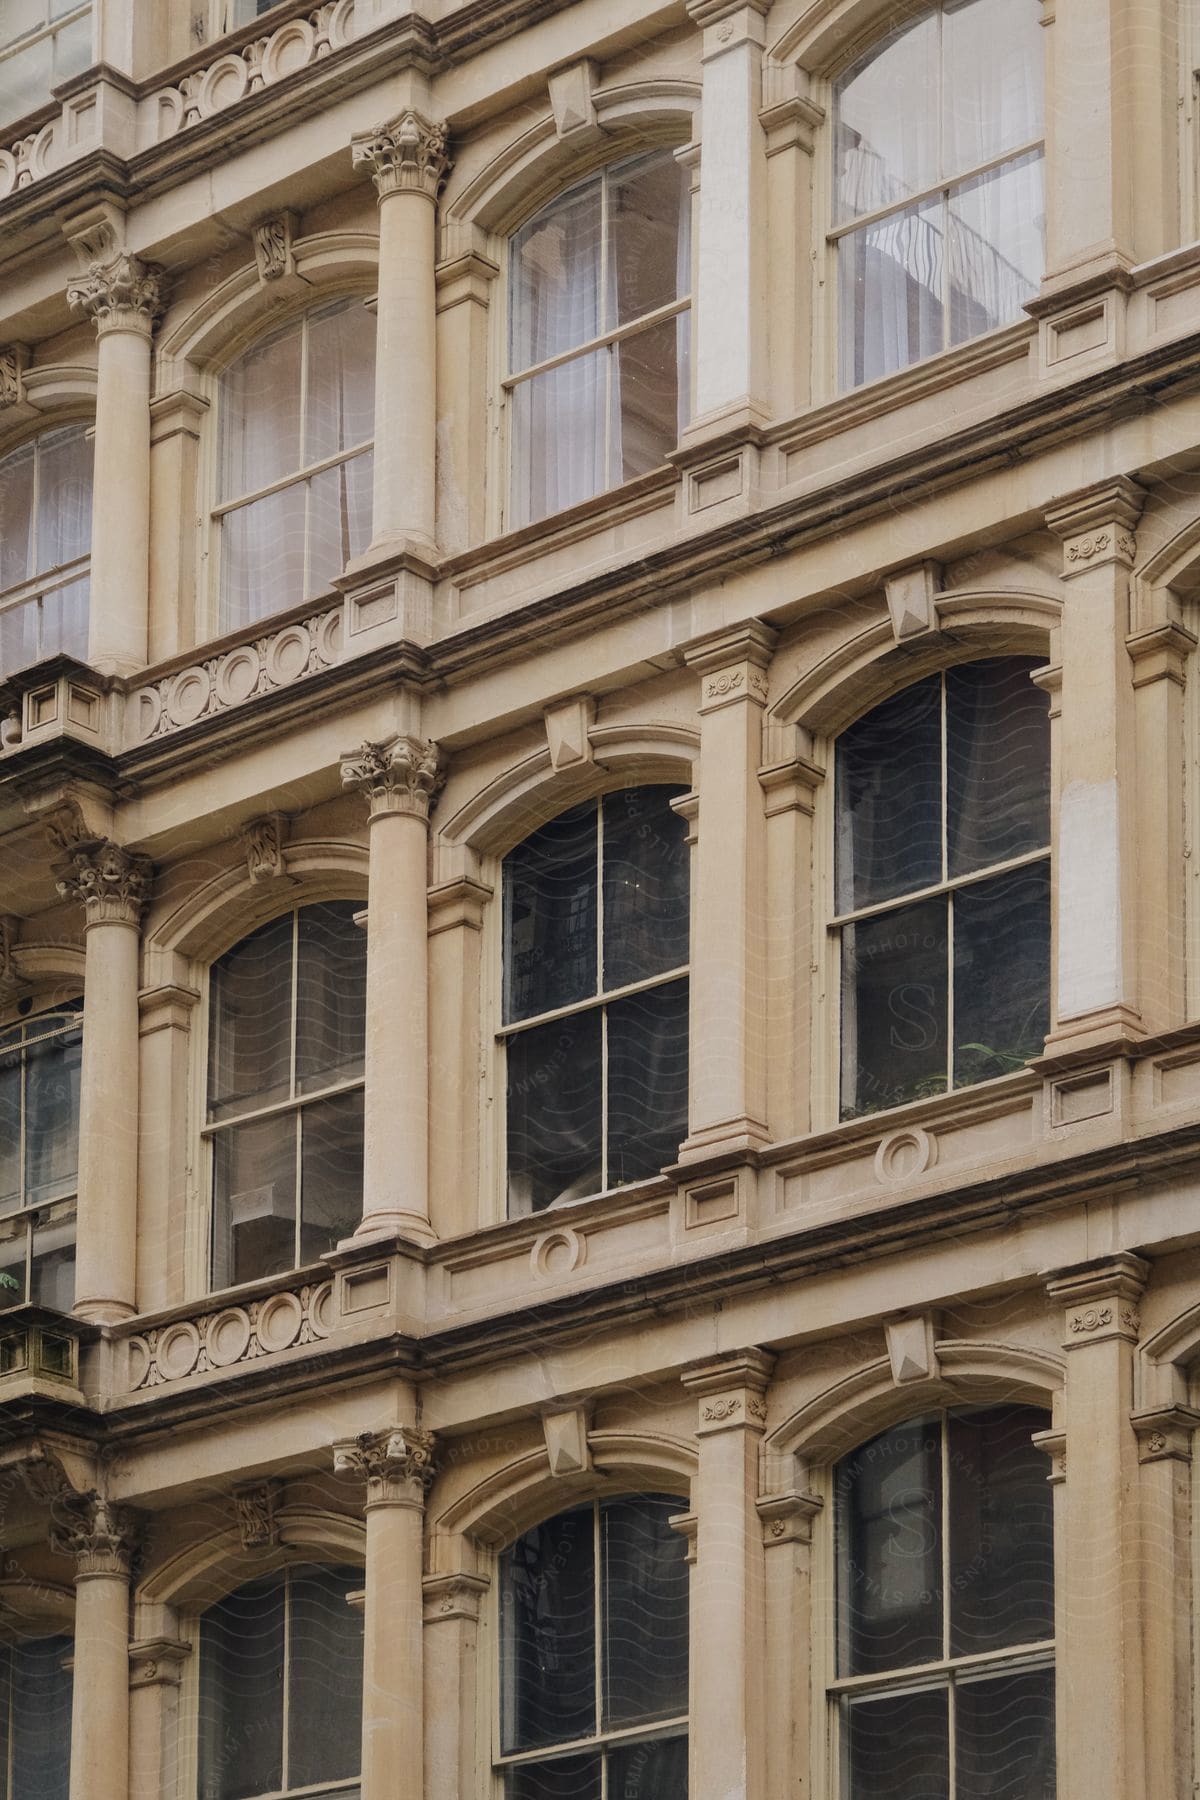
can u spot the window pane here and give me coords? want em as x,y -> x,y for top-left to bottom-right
287,1566 -> 364,1788
36,424 -> 92,573
0,595 -> 38,676
209,913 -> 294,1120
0,38 -> 50,126
40,573 -> 90,662
838,197 -> 945,390
0,1215 -> 26,1305
500,1507 -> 596,1752
840,897 -> 948,1119
198,1576 -> 285,1800
220,321 -> 303,500
606,978 -> 688,1188
608,153 -> 690,326
211,1111 -> 297,1288
504,803 -> 598,1023
843,1686 -> 949,1800
24,1024 -> 80,1205
30,1203 -> 75,1311
506,1010 -> 602,1214
505,1755 -> 602,1800
837,1418 -> 943,1677
835,676 -> 942,912
51,10 -> 91,81
942,0 -> 1044,175
304,300 -> 376,464
833,12 -> 938,223
956,1667 -> 1055,1800
296,901 -> 366,1093
602,786 -> 689,989
0,439 -> 34,592
509,349 -> 606,529
612,318 -> 681,482
946,658 -> 1049,876
602,1498 -> 689,1728
952,862 -> 1049,1087
307,451 -> 372,597
510,178 -> 602,370
948,154 -> 1043,346
608,1734 -> 688,1800
10,1635 -> 72,1800
299,1089 -> 364,1261
0,1046 -> 20,1212
948,1407 -> 1054,1657
1,0 -> 43,51
219,480 -> 308,633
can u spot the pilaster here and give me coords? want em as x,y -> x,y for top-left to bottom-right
423,1571 -> 490,1800
1131,1405 -> 1197,1800
760,732 -> 825,1139
53,1494 -> 138,1800
427,873 -> 492,1239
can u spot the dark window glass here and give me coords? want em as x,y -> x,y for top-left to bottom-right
287,1567 -> 365,1787
501,1506 -> 597,1752
946,657 -> 1050,877
602,787 -> 689,989
295,899 -> 366,1093
838,1418 -> 943,1678
211,1112 -> 297,1290
504,1754 -> 603,1800
606,979 -> 689,1187
506,1010 -> 603,1213
602,1499 -> 689,1726
955,1667 -> 1055,1800
3,1635 -> 72,1800
298,1088 -> 365,1263
208,913 -> 294,1120
504,803 -> 598,1024
947,1408 -> 1055,1656
608,1734 -> 688,1800
840,898 -> 948,1117
0,1005 -> 80,1307
844,1687 -> 950,1800
952,864 -> 1050,1089
835,674 -> 942,913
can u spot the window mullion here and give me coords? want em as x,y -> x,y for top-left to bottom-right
594,1500 -> 604,1747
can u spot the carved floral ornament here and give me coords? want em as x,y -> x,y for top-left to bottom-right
55,838 -> 154,927
351,111 -> 451,201
340,734 -> 445,818
333,1426 -> 438,1504
49,1491 -> 139,1578
0,345 -> 29,410
66,253 -> 167,335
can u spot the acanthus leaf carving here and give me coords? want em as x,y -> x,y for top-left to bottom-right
49,1492 -> 139,1577
333,1426 -> 438,1506
67,253 -> 167,335
351,110 -> 451,200
252,213 -> 295,283
234,1480 -> 280,1549
0,344 -> 29,410
340,734 -> 444,819
55,839 -> 153,927
241,814 -> 286,884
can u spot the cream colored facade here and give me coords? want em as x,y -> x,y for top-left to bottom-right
0,0 -> 1199,1797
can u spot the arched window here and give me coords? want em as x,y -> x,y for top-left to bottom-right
0,999 -> 81,1310
0,423 -> 92,678
832,1406 -> 1054,1799
500,785 -> 689,1215
0,4 -> 91,128
197,1565 -> 363,1800
215,298 -> 375,634
831,0 -> 1044,390
206,902 -> 365,1289
498,1495 -> 689,1799
506,150 -> 691,528
0,1632 -> 72,1799
834,655 -> 1050,1119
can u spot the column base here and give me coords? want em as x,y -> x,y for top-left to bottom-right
1036,1004 -> 1147,1066
340,1209 -> 437,1250
72,1297 -> 136,1325
675,1116 -> 771,1163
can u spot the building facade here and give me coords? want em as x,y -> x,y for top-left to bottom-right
0,0 -> 1196,1796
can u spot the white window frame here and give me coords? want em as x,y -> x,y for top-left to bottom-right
0,423 -> 92,678
0,1000 -> 82,1310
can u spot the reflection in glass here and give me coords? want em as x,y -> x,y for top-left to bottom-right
298,1089 -> 364,1261
602,786 -> 689,988
602,1499 -> 689,1726
952,863 -> 1050,1088
501,1506 -> 597,1752
946,656 -> 1049,875
296,899 -> 367,1092
837,1418 -> 943,1677
2,1635 -> 72,1800
208,912 -> 294,1120
506,1010 -> 602,1213
837,196 -> 945,390
948,1408 -> 1055,1656
606,979 -> 688,1186
835,675 -> 941,912
212,1110 -> 297,1290
844,1687 -> 949,1800
956,1667 -> 1055,1800
840,898 -> 948,1117
504,803 -> 598,1023
504,1755 -> 602,1800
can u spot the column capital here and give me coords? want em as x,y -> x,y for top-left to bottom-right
682,1346 -> 774,1433
50,1491 -> 139,1578
128,1637 -> 191,1689
1044,476 -> 1146,577
422,1571 -> 490,1624
685,621 -> 777,714
333,1425 -> 438,1507
55,837 -> 153,927
1044,1251 -> 1150,1347
1130,1405 -> 1200,1464
757,1488 -> 823,1546
341,734 -> 445,820
67,252 -> 166,336
352,110 -> 451,202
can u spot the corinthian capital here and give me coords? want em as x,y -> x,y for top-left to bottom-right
50,1492 -> 139,1578
67,253 -> 166,335
333,1426 -> 437,1507
55,838 -> 153,927
341,734 -> 444,819
352,110 -> 450,201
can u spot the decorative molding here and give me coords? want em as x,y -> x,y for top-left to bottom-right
351,110 -> 450,201
50,1493 -> 139,1578
884,561 -> 942,642
234,1479 -> 281,1548
125,1280 -> 334,1391
1045,477 -> 1145,577
0,915 -> 26,1001
340,734 -> 445,820
252,212 -> 296,283
0,118 -> 56,203
884,1313 -> 940,1386
1031,1427 -> 1066,1484
1045,1252 -> 1149,1348
542,1405 -> 592,1477
241,814 -> 287,884
685,621 -> 776,715
1130,1407 -> 1199,1464
129,1637 -> 192,1689
67,253 -> 167,335
548,60 -> 602,143
0,344 -> 30,409
333,1426 -> 438,1507
132,603 -> 342,741
683,1346 -> 774,1435
55,839 -> 153,928
422,1572 -> 490,1623
756,1488 -> 823,1546
543,695 -> 595,771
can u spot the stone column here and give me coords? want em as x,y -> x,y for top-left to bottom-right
756,1486 -> 822,1800
1044,1255 -> 1149,1800
683,0 -> 770,434
422,1571 -> 490,1800
351,111 -> 450,565
427,874 -> 491,1239
1044,482 -> 1144,1054
759,732 -> 824,1139
680,625 -> 775,1158
341,737 -> 443,1243
56,839 -> 153,1321
51,1494 -> 137,1800
67,249 -> 165,677
681,1349 -> 773,1800
334,1426 -> 436,1800
1130,1409 -> 1195,1800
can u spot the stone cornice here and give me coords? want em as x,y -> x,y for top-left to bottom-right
351,110 -> 450,201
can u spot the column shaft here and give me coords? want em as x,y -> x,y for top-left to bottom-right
70,1574 -> 131,1800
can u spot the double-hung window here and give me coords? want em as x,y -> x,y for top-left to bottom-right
198,1566 -> 363,1800
0,3 -> 91,128
831,0 -> 1045,390
206,902 -> 365,1289
0,424 -> 92,678
215,298 -> 375,635
500,785 -> 689,1215
832,1406 -> 1055,1800
498,1495 -> 689,1800
834,656 -> 1050,1119
0,1634 -> 72,1799
506,151 -> 691,528
0,1000 -> 81,1310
